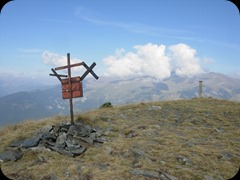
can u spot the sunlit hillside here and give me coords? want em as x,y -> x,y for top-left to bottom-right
0,98 -> 239,179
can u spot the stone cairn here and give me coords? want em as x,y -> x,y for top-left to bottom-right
0,122 -> 105,162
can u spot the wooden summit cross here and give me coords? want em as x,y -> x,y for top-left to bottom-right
49,53 -> 99,125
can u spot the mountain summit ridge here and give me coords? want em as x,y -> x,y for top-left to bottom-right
0,72 -> 240,126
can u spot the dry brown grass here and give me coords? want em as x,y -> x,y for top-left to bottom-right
1,98 -> 240,179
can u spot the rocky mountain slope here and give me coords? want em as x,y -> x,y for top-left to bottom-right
0,98 -> 239,179
0,72 -> 240,126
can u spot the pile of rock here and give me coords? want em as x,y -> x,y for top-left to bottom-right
0,122 -> 105,162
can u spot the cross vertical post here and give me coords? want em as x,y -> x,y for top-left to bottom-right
67,53 -> 74,125
49,52 -> 98,125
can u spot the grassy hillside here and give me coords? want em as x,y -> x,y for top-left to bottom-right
0,98 -> 240,179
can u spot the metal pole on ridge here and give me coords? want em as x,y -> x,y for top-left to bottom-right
199,80 -> 203,98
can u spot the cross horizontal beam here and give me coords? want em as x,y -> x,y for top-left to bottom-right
49,74 -> 68,77
55,62 -> 84,71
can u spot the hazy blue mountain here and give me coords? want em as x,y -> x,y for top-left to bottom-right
0,72 -> 240,126
0,73 -> 51,97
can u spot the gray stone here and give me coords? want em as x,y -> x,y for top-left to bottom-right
176,117 -> 184,123
60,124 -> 70,132
41,132 -> 56,140
65,137 -> 80,149
31,155 -> 48,166
9,139 -> 25,147
67,125 -> 90,137
203,175 -> 214,180
22,136 -> 41,148
84,125 -> 93,133
129,169 -> 159,179
0,149 -> 23,162
76,166 -> 82,176
105,146 -> 113,154
138,126 -> 147,130
214,127 -> 224,133
221,152 -> 233,160
103,130 -> 110,136
22,175 -> 33,180
159,171 -> 178,180
51,126 -> 60,136
40,139 -> 56,147
150,106 -> 162,111
94,137 -> 105,143
48,146 -> 74,157
74,121 -> 83,126
91,128 -> 97,133
40,174 -> 57,180
98,128 -> 110,136
176,155 -> 191,165
77,136 -> 94,145
126,131 -> 138,138
63,169 -> 72,178
132,163 -> 142,168
120,114 -> 128,119
215,170 -> 223,180
160,160 -> 166,165
56,133 -> 67,148
131,148 -> 146,158
90,132 -> 96,140
69,147 -> 86,156
97,163 -> 109,170
61,121 -> 71,125
38,125 -> 53,134
50,175 -> 57,180
73,137 -> 93,148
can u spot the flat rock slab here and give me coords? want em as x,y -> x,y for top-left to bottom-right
130,169 -> 159,179
67,125 -> 91,137
130,169 -> 178,180
56,133 -> 67,148
41,132 -> 56,140
9,139 -> 25,147
0,149 -> 23,162
38,125 -> 53,134
68,147 -> 86,156
22,136 -> 41,148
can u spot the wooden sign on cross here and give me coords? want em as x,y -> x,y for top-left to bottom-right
49,53 -> 99,125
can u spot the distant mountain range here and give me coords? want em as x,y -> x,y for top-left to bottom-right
0,73 -> 52,97
0,72 -> 240,126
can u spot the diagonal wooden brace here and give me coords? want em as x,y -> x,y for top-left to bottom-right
49,68 -> 68,82
81,62 -> 99,81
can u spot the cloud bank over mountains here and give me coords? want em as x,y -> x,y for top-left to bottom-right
104,43 -> 204,80
42,43 -> 206,80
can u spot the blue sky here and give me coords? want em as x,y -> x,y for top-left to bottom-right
0,0 -> 239,83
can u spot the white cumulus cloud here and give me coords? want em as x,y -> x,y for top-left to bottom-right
41,51 -> 85,74
168,43 -> 203,77
42,51 -> 82,67
103,43 -> 205,80
103,43 -> 171,80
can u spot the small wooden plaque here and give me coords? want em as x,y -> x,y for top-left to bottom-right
61,76 -> 83,99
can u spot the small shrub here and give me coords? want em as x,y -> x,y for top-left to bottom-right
100,102 -> 113,108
